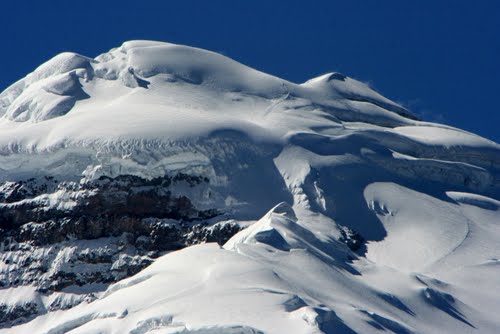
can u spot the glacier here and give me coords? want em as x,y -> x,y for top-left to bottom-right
0,40 -> 499,333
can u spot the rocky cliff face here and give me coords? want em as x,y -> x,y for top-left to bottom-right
0,173 -> 241,327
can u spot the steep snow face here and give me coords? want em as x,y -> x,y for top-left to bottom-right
0,41 -> 499,333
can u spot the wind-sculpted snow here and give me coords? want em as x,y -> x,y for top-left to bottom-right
0,41 -> 499,333
0,53 -> 93,122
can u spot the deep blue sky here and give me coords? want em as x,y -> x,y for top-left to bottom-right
1,1 -> 499,142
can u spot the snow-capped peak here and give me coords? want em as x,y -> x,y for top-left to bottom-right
0,40 -> 417,125
0,41 -> 499,334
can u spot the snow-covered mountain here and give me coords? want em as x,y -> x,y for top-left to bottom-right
0,40 -> 499,333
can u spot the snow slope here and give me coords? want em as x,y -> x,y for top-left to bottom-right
0,40 -> 499,333
3,202 -> 499,334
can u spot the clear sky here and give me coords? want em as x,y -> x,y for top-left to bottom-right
1,1 -> 499,142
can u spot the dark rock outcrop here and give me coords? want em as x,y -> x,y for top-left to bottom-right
0,173 -> 242,327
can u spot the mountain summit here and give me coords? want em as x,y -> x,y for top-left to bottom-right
0,41 -> 499,334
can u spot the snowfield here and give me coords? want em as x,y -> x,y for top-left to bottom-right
0,40 -> 499,333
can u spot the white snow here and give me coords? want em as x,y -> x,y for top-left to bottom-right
3,202 -> 499,333
0,40 -> 499,333
364,182 -> 469,272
